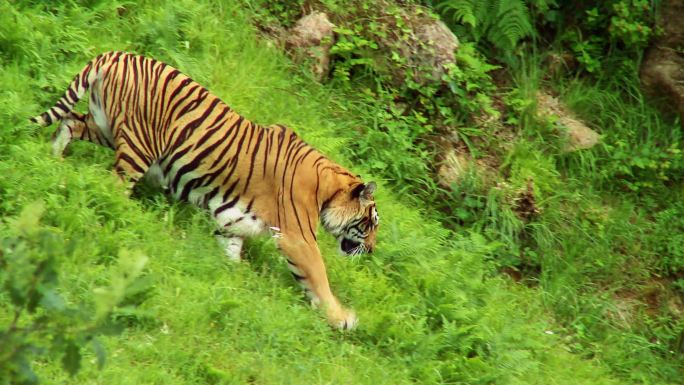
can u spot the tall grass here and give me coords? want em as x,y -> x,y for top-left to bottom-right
476,52 -> 684,381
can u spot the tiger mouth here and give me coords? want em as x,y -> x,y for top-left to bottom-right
341,238 -> 361,255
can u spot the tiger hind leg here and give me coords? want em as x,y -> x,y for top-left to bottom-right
51,112 -> 111,157
215,233 -> 244,262
112,123 -> 152,195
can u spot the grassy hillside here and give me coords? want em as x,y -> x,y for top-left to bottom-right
0,1 -> 680,384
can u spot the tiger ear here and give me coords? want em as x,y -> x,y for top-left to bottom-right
362,181 -> 377,200
351,181 -> 376,203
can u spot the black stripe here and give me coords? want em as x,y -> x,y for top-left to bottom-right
81,62 -> 93,88
164,98 -> 222,158
148,64 -> 166,142
131,56 -> 139,98
312,155 -> 326,166
242,127 -> 264,193
288,154 -> 307,240
67,88 -> 78,103
118,152 -> 146,174
191,167 -> 223,193
117,55 -> 130,103
162,144 -> 192,174
272,128 -> 287,177
280,139 -> 304,196
215,195 -> 240,216
229,120 -> 251,164
170,129 -> 226,189
203,186 -> 221,208
160,70 -> 181,107
175,88 -> 209,119
126,101 -> 154,156
179,178 -> 199,202
298,147 -> 316,165
198,105 -> 231,136
291,271 -> 306,282
121,126 -> 152,164
321,188 -> 343,211
220,180 -> 239,203
163,80 -> 195,128
263,127 -> 274,176
314,169 -> 321,209
306,211 -> 317,242
208,116 -> 243,169
164,83 -> 199,132
54,101 -> 69,113
242,122 -> 255,154
112,51 -> 125,63
139,57 -> 151,137
204,164 -> 225,183
216,156 -> 240,187
190,99 -> 223,148
157,69 -> 181,129
234,120 -> 252,153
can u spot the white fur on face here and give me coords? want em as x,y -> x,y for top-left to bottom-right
320,205 -> 360,236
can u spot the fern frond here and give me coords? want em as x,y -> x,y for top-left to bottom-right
489,0 -> 533,51
433,0 -> 534,55
435,0 -> 478,28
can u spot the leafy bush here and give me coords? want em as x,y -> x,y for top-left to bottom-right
328,3 -> 498,122
559,72 -> 684,193
650,202 -> 684,291
329,8 -> 500,206
333,41 -> 498,199
243,0 -> 306,31
552,0 -> 658,73
0,202 -> 149,384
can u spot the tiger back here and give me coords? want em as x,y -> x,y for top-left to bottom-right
31,51 -> 380,330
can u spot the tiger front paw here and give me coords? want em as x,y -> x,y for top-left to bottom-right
327,306 -> 358,330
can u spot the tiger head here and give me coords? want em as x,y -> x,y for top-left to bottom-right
321,181 -> 379,256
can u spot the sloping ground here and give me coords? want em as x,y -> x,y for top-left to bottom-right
0,1 -> 644,383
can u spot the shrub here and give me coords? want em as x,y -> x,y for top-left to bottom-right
0,202 -> 149,384
553,0 -> 658,74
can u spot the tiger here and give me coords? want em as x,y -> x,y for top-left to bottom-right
31,51 -> 379,330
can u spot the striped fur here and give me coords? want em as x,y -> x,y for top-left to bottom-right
32,51 -> 380,329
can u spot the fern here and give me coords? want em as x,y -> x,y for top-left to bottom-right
488,0 -> 533,51
435,0 -> 478,27
433,0 -> 537,55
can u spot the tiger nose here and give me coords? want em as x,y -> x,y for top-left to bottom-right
367,245 -> 374,253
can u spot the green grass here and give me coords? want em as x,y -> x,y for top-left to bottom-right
477,53 -> 684,382
0,1 -> 681,384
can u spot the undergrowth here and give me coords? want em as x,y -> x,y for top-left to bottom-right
248,0 -> 683,382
